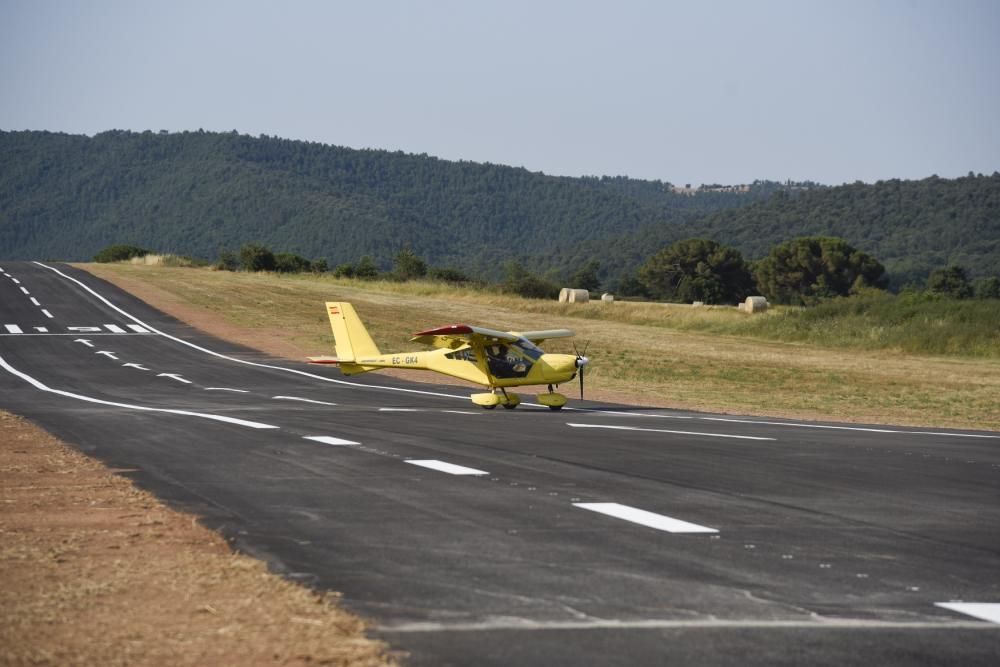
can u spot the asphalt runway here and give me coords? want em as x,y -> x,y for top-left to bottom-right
1,260 -> 998,666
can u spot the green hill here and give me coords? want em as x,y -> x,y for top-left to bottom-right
2,130 -> 997,287
583,174 -> 1000,288
0,130 -> 752,275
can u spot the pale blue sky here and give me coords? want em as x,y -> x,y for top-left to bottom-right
2,0 -> 997,185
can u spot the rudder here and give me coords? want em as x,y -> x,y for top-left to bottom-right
325,302 -> 381,363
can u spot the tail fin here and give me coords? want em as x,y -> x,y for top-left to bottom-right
325,302 -> 381,364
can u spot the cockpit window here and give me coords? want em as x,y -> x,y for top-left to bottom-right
485,341 -> 536,378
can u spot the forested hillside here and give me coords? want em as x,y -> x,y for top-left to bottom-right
2,130 -> 996,287
0,130 -> 751,275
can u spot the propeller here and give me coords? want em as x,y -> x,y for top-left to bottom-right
573,341 -> 590,400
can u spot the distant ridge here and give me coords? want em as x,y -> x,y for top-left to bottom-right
1,130 -> 996,286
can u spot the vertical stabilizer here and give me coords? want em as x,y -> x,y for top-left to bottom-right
325,302 -> 381,362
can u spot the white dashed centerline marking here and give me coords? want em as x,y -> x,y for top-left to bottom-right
4,325 -> 23,334
573,502 -> 719,534
442,410 -> 482,415
41,309 -> 53,319
304,435 -> 360,446
935,603 -> 1000,624
567,423 -> 776,441
405,460 -> 489,476
19,286 -> 29,295
205,387 -> 250,393
380,408 -> 422,412
273,396 -> 338,406
29,297 -> 40,306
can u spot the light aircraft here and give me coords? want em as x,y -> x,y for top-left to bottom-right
308,302 -> 589,410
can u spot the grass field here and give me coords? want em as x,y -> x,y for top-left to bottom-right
83,264 -> 1000,431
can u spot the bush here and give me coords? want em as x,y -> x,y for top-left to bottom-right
353,255 -> 379,280
392,248 -> 427,281
503,261 -> 559,299
93,244 -> 149,263
973,276 -> 1000,299
927,265 -> 973,299
428,266 -> 471,283
239,243 -> 276,272
274,252 -> 312,273
216,249 -> 240,271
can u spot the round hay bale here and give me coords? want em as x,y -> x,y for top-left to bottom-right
558,288 -> 571,303
745,296 -> 769,313
601,293 -> 615,303
567,288 -> 590,303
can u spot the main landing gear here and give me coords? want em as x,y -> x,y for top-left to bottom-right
470,387 -> 567,411
471,388 -> 520,410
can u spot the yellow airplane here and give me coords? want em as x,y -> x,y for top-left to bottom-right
308,302 -> 589,410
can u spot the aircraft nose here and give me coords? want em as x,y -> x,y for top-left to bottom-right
576,356 -> 589,369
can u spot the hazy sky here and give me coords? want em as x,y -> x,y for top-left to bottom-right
2,0 -> 997,185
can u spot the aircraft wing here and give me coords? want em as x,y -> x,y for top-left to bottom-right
514,329 -> 575,345
411,324 -> 519,349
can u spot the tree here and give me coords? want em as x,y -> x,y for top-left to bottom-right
333,263 -> 356,278
753,236 -> 887,305
353,255 -> 379,280
503,261 -> 559,299
311,258 -> 329,273
927,265 -> 973,299
239,243 -> 276,272
973,276 -> 1000,299
638,238 -> 754,304
570,260 -> 601,291
392,247 -> 427,281
93,244 -> 149,263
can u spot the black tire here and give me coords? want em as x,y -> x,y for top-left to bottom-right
482,404 -> 497,410
502,402 -> 518,410
548,405 -> 563,411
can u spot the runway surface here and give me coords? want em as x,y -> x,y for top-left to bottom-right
1,261 -> 998,665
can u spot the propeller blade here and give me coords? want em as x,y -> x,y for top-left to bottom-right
579,364 -> 584,400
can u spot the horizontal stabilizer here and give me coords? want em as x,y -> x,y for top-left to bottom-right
307,356 -> 341,364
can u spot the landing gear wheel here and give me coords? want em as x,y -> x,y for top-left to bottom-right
482,404 -> 497,410
502,402 -> 518,410
548,405 -> 563,411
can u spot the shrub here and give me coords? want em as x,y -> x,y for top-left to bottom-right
503,261 -> 559,299
239,243 -> 276,272
93,244 -> 149,263
274,252 -> 312,273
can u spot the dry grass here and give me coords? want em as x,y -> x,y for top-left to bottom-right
82,264 -> 1000,431
0,411 -> 399,667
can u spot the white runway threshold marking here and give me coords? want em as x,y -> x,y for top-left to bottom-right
935,603 -> 1000,624
574,502 -> 718,534
104,324 -> 126,333
405,459 -> 489,476
0,354 -> 278,430
4,324 -> 23,334
567,423 -> 776,441
304,435 -> 359,446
